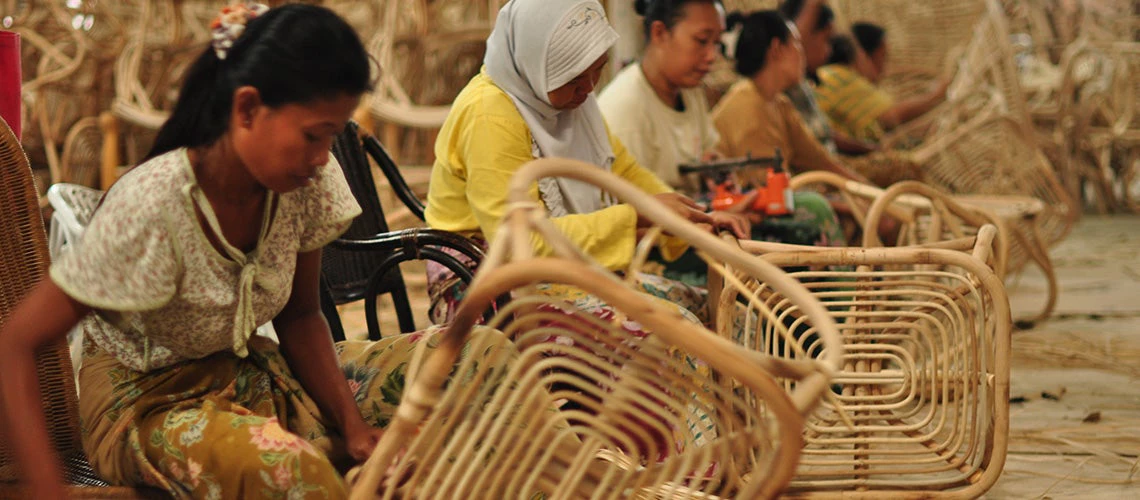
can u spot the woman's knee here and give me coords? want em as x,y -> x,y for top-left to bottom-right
144,410 -> 346,497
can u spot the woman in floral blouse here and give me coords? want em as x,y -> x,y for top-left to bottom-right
0,4 -> 513,499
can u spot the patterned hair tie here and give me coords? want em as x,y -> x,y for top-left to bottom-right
210,2 -> 270,60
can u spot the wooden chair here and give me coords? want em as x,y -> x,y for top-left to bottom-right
321,121 -> 492,341
0,118 -> 164,498
733,233 -> 1012,498
346,157 -> 846,499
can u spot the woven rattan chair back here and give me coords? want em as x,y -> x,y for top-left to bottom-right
0,118 -> 162,498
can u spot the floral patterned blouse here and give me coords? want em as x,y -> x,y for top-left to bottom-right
50,148 -> 362,372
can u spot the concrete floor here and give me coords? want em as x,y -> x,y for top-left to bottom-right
984,215 -> 1140,499
338,214 -> 1140,498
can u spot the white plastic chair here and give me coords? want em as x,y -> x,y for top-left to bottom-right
46,183 -> 104,377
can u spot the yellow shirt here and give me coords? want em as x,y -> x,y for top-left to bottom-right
815,64 -> 894,141
711,79 -> 836,181
425,71 -> 680,271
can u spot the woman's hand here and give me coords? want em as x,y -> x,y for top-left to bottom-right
343,418 -> 384,463
640,192 -> 752,239
640,192 -> 709,228
708,210 -> 752,239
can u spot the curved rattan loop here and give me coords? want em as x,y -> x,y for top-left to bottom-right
354,258 -> 806,499
732,241 -> 1012,498
348,157 -> 847,499
500,158 -> 846,390
864,181 -> 1011,278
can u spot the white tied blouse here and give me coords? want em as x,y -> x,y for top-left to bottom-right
50,148 -> 362,372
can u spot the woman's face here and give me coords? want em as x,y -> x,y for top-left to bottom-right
650,2 -> 726,89
547,53 -> 610,110
801,23 -> 833,72
773,24 -> 807,90
869,40 -> 889,82
235,89 -> 360,193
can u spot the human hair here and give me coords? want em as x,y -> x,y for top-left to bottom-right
828,34 -> 857,65
726,10 -> 791,77
777,0 -> 834,32
147,4 -> 373,160
634,0 -> 723,39
852,22 -> 887,54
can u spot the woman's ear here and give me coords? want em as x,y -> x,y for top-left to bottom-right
649,19 -> 670,46
767,38 -> 784,64
231,86 -> 264,129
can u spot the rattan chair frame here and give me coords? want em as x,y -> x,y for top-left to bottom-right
730,237 -> 1012,498
346,157 -> 847,499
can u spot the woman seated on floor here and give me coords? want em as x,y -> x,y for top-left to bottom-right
597,0 -> 848,284
814,23 -> 950,143
424,0 -> 749,325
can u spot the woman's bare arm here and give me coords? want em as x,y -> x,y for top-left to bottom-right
0,280 -> 90,497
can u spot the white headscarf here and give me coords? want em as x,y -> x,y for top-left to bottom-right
484,0 -> 620,216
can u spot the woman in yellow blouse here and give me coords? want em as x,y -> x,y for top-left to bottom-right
425,0 -> 747,325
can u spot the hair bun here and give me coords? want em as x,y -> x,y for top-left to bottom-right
633,0 -> 651,16
725,11 -> 746,30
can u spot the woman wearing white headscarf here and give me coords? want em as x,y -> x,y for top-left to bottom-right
425,0 -> 747,327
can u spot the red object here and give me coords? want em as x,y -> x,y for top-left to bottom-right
0,30 -> 20,139
710,168 -> 794,216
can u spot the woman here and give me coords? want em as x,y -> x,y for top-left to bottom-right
598,0 -> 726,192
0,5 -> 514,498
425,0 -> 748,324
597,0 -> 844,285
712,10 -> 866,184
815,22 -> 950,142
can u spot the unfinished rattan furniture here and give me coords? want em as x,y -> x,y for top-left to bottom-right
1070,41 -> 1140,213
0,118 -> 164,498
346,157 -> 846,499
912,103 -> 1076,244
790,171 -> 1009,277
363,0 -> 503,161
102,0 -> 210,189
867,182 -> 1061,325
731,234 -> 1012,498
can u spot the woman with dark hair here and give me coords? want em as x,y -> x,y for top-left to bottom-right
712,11 -> 867,177
713,10 -> 863,181
852,22 -> 888,81
815,21 -> 950,142
598,1 -> 848,283
599,0 -> 726,191
0,4 -> 513,497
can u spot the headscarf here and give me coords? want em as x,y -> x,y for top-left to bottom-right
484,0 -> 620,215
